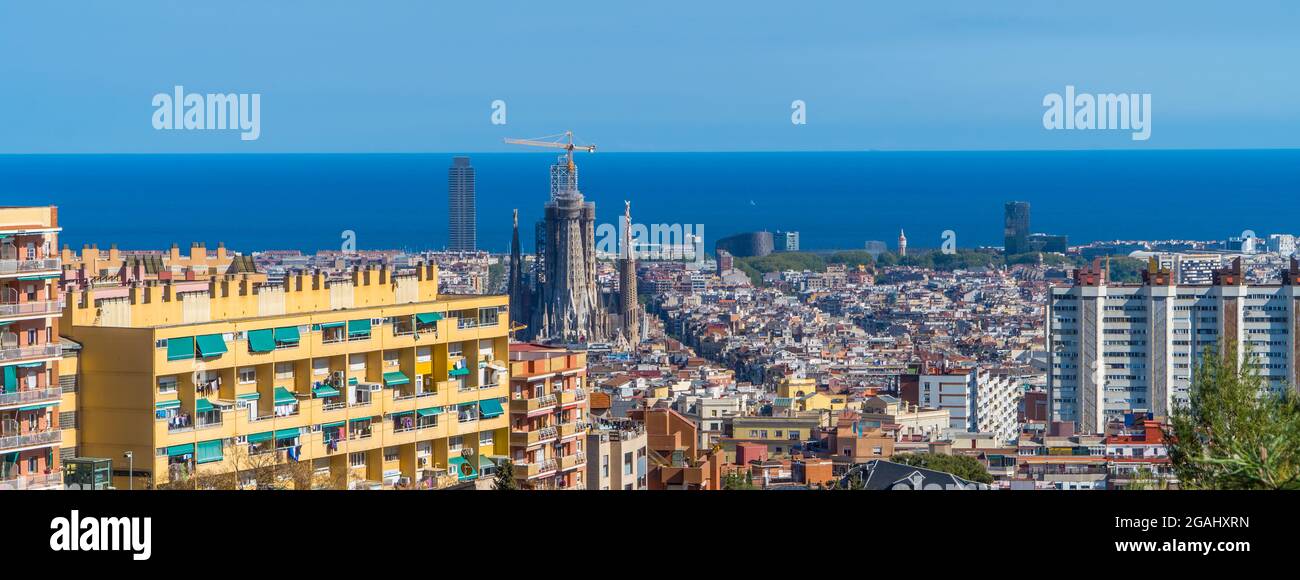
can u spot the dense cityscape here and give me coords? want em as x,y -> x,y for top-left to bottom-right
5,148 -> 1298,493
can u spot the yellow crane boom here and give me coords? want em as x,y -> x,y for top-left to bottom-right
504,131 -> 595,171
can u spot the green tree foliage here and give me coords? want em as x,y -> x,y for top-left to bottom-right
892,453 -> 994,484
740,252 -> 827,274
722,470 -> 757,490
493,459 -> 518,490
825,250 -> 876,268
1168,347 -> 1300,490
1105,256 -> 1146,283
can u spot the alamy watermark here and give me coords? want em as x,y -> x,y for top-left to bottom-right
1042,85 -> 1150,141
50,510 -> 152,561
152,85 -> 261,141
595,221 -> 705,264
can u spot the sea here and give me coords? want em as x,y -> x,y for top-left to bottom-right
0,150 -> 1296,255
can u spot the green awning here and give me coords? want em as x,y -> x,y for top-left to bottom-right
478,456 -> 496,469
415,312 -> 443,324
348,377 -> 358,386
155,399 -> 181,410
274,428 -> 300,440
348,417 -> 370,424
347,319 -> 371,336
195,398 -> 215,413
16,274 -> 60,281
166,337 -> 195,361
195,334 -> 228,357
166,443 -> 194,457
247,329 -> 276,353
17,402 -> 56,412
449,367 -> 469,377
313,384 -> 340,398
448,457 -> 476,480
382,371 -> 410,387
236,392 -> 260,401
321,421 -> 346,429
319,321 -> 345,329
196,440 -> 223,464
3,365 -> 16,393
391,411 -> 414,418
275,326 -> 301,344
16,362 -> 44,368
479,398 -> 504,418
273,387 -> 297,405
247,432 -> 273,444
417,407 -> 443,417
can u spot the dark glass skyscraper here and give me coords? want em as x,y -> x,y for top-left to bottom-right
448,156 -> 476,251
1004,201 -> 1030,255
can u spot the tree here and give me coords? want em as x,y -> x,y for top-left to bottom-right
1167,346 -> 1300,490
721,470 -> 756,490
493,459 -> 518,490
892,453 -> 994,484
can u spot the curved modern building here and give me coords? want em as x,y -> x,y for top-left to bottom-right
715,231 -> 774,258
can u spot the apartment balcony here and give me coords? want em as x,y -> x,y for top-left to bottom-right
0,298 -> 64,320
381,389 -> 419,415
558,452 -> 586,472
0,343 -> 61,365
0,428 -> 61,451
558,421 -> 588,439
557,388 -> 587,407
510,394 -> 557,415
514,458 -> 559,480
0,258 -> 60,277
0,386 -> 61,410
0,471 -> 62,490
511,426 -> 558,447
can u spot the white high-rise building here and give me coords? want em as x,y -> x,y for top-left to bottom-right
1268,234 -> 1296,257
917,368 -> 1023,443
1047,258 -> 1298,434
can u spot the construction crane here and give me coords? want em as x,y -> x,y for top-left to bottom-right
504,131 -> 595,172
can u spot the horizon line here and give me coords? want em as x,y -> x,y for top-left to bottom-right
2,146 -> 1299,156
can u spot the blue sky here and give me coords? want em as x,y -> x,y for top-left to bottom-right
0,1 -> 1296,153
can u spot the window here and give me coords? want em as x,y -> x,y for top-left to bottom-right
624,452 -> 633,475
312,358 -> 329,376
349,353 -> 366,371
478,431 -> 493,446
383,446 -> 399,462
479,307 -> 499,327
449,343 -> 463,357
383,351 -> 400,367
157,376 -> 178,394
457,403 -> 478,422
238,367 -> 256,384
416,346 -> 432,363
449,435 -> 464,452
601,455 -> 609,477
322,325 -> 345,344
274,362 -> 294,380
349,452 -> 366,468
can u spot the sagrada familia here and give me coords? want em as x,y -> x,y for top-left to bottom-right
508,155 -> 641,347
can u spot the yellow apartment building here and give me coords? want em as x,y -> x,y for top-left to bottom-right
722,415 -> 822,462
62,263 -> 511,490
